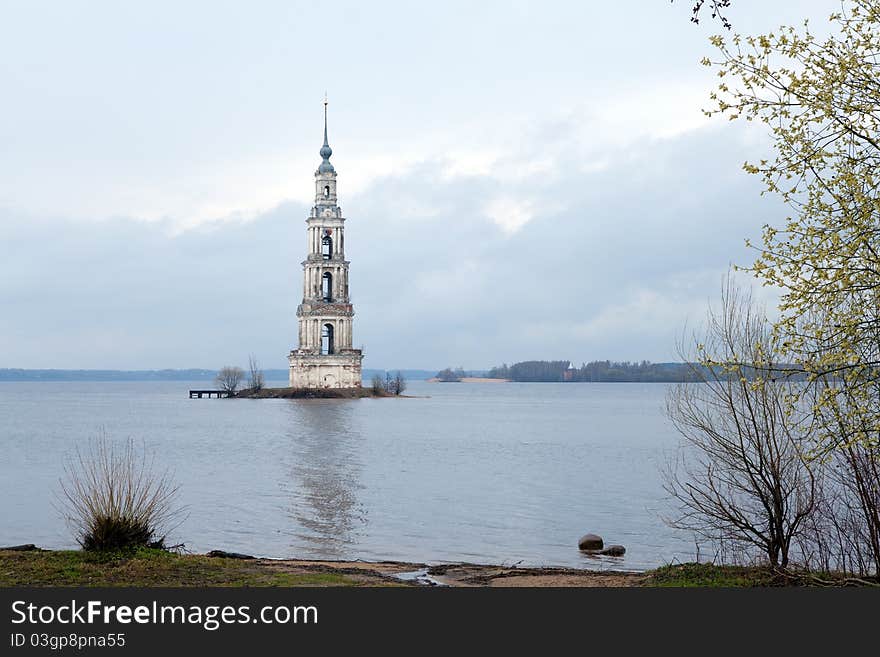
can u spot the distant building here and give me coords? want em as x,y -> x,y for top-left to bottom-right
288,99 -> 363,388
562,362 -> 575,382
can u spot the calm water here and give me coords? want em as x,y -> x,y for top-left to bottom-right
0,380 -> 695,570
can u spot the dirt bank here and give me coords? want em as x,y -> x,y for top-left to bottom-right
229,558 -> 645,587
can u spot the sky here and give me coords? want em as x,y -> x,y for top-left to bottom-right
0,0 -> 837,370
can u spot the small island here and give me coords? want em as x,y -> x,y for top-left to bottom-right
203,365 -> 408,399
428,367 -> 510,383
234,386 -> 384,399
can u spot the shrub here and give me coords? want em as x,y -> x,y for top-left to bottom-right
59,432 -> 182,552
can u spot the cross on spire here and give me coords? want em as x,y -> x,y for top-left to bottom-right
323,92 -> 329,146
318,93 -> 334,173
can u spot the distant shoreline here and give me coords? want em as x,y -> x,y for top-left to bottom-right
426,377 -> 510,383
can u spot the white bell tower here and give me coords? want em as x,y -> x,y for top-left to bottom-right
288,97 -> 363,388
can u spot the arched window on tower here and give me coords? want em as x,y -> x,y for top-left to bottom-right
321,323 -> 335,355
324,185 -> 330,198
321,233 -> 332,260
322,272 -> 333,302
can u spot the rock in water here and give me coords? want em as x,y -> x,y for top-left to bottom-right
207,550 -> 254,560
599,545 -> 626,557
578,534 -> 603,551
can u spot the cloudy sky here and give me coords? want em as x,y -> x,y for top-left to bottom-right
0,1 -> 835,370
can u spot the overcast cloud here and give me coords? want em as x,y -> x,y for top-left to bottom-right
0,1 -> 832,370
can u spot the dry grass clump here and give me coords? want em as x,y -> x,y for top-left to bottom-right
58,432 -> 182,551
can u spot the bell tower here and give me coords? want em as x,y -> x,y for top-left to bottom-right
288,97 -> 364,388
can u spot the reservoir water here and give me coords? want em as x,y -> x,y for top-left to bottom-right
0,380 -> 696,570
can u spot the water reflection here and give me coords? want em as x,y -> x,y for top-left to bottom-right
280,400 -> 366,558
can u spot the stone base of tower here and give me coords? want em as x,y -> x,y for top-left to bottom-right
288,349 -> 363,389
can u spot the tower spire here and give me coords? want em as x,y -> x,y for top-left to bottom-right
323,92 -> 329,147
318,93 -> 334,173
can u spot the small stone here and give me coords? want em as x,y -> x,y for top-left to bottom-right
0,544 -> 38,551
578,534 -> 603,551
599,545 -> 626,557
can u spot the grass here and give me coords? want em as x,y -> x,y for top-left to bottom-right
0,548 -> 389,587
644,563 -> 785,587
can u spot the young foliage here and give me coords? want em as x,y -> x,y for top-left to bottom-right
706,0 -> 880,452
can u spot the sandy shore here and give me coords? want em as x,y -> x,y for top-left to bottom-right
254,558 -> 645,587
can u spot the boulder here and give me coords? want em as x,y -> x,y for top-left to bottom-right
599,545 -> 626,557
578,534 -> 603,551
207,550 -> 254,560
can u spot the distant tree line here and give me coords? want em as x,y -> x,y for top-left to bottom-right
485,360 -> 809,383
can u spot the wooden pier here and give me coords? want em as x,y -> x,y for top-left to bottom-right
189,389 -> 230,399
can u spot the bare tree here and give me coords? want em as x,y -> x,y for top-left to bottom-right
797,371 -> 880,577
370,374 -> 385,395
247,354 -> 264,391
665,278 -> 817,568
215,366 -> 245,394
393,371 -> 407,396
799,446 -> 880,578
381,371 -> 407,395
831,443 -> 880,577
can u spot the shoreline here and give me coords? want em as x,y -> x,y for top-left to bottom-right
2,547 -> 866,587
425,377 -> 510,383
0,547 -> 647,587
